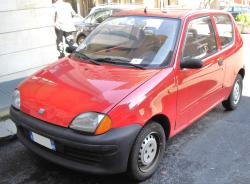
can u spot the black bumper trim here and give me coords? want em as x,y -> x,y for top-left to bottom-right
10,107 -> 142,174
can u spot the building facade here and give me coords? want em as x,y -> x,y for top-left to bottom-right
72,0 -> 250,16
0,0 -> 57,82
71,0 -> 178,17
234,0 -> 250,5
95,0 -> 177,8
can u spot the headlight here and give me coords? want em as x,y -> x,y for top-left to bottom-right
11,89 -> 21,110
70,112 -> 112,135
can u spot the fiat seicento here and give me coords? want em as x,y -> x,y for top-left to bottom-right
10,9 -> 245,181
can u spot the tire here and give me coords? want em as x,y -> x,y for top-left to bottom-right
76,34 -> 86,45
127,122 -> 166,181
222,74 -> 243,110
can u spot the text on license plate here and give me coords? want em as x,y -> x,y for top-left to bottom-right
29,131 -> 56,151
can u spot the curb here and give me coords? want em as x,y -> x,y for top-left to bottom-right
0,107 -> 16,143
0,118 -> 17,143
0,134 -> 17,144
0,107 -> 9,121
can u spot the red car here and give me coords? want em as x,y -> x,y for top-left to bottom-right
10,9 -> 244,181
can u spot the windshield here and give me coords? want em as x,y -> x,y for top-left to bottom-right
76,16 -> 180,68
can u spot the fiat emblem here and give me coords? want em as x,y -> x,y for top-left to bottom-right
38,108 -> 45,115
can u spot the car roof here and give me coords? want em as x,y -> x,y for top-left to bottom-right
89,4 -> 144,14
113,8 -> 230,19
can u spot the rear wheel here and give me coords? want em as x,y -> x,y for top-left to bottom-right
222,74 -> 243,110
127,122 -> 166,181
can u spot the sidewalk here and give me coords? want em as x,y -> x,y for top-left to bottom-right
0,78 -> 23,142
0,119 -> 17,142
0,78 -> 24,119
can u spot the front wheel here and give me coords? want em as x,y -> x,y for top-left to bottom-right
76,34 -> 86,45
222,74 -> 243,110
127,122 -> 166,181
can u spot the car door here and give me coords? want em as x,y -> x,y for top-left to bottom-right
84,10 -> 112,35
93,10 -> 112,25
82,14 -> 96,35
213,14 -> 237,92
175,16 -> 224,131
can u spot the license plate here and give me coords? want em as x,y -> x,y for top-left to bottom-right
29,131 -> 56,151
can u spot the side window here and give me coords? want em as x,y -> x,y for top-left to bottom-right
84,15 -> 93,24
182,17 -> 218,60
214,15 -> 233,48
93,10 -> 111,24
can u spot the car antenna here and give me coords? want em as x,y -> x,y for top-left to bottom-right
144,6 -> 147,13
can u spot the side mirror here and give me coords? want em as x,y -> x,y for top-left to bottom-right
66,46 -> 77,54
180,59 -> 203,69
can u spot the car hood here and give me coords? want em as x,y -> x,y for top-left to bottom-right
75,21 -> 91,28
19,57 -> 159,127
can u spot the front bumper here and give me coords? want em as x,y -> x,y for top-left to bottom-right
10,107 -> 141,174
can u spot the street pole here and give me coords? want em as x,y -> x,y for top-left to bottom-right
77,0 -> 81,14
160,0 -> 164,9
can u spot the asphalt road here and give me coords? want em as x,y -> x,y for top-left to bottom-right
1,35 -> 250,184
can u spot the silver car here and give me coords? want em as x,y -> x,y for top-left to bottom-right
74,4 -> 144,45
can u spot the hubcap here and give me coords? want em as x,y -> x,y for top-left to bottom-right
233,80 -> 241,104
138,133 -> 158,171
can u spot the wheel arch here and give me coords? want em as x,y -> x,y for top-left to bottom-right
147,114 -> 171,140
77,32 -> 86,38
238,67 -> 245,79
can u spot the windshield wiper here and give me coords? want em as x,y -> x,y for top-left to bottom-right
95,57 -> 145,69
73,52 -> 100,65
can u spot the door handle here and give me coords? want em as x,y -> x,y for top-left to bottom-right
217,58 -> 224,66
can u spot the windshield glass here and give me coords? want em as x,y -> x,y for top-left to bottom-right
76,16 -> 180,68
